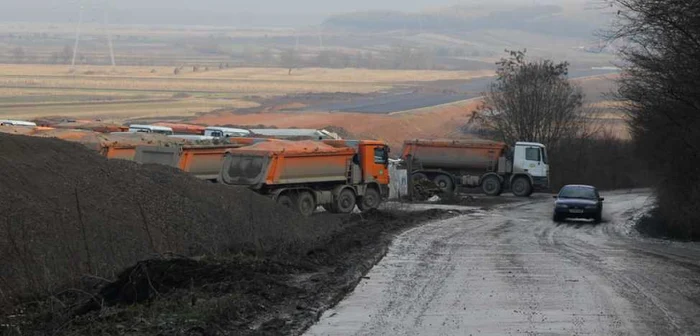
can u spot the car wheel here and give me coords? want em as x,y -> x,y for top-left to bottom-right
593,211 -> 602,224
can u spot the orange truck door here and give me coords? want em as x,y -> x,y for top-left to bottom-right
360,143 -> 390,185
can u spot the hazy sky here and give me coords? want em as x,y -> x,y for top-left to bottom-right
9,0 -> 469,13
1,0 -> 588,27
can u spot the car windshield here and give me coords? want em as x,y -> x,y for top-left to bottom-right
559,186 -> 597,199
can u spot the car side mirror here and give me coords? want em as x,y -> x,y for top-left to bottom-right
552,195 -> 558,199
599,197 -> 605,202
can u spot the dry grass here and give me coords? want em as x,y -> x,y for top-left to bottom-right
0,64 -> 494,120
0,97 -> 259,120
0,76 -> 389,94
186,67 -> 494,83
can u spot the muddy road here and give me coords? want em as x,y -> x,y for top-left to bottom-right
305,191 -> 700,335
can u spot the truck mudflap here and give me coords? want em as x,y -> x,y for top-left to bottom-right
379,184 -> 390,198
532,176 -> 550,191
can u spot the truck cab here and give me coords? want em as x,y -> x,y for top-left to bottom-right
513,142 -> 549,190
358,141 -> 390,186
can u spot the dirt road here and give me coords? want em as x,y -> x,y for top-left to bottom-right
305,191 -> 700,335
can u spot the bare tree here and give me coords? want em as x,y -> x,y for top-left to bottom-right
605,0 -> 700,239
280,49 -> 299,75
10,46 -> 25,64
471,50 -> 586,149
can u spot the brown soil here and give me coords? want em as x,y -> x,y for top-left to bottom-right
0,133 -> 474,336
0,133 -> 338,312
192,99 -> 481,150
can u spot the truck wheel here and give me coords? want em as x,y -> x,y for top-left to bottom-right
296,191 -> 316,217
512,177 -> 532,197
358,188 -> 381,212
322,204 -> 338,213
277,194 -> 294,209
411,173 -> 428,183
336,188 -> 357,214
433,175 -> 454,193
481,175 -> 502,196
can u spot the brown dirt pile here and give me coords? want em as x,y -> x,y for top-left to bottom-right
0,133 -> 339,310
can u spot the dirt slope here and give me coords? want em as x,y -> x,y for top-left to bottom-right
0,133 -> 339,307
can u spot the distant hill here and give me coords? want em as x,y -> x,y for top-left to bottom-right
323,4 -> 608,38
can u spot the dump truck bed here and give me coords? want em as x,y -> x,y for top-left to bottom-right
401,139 -> 508,171
135,144 -> 245,180
219,140 -> 356,188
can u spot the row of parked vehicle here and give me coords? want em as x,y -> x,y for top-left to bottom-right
117,123 -> 341,141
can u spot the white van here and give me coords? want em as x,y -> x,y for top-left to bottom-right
167,135 -> 216,141
128,124 -> 174,135
249,128 -> 340,140
204,127 -> 251,138
0,120 -> 37,127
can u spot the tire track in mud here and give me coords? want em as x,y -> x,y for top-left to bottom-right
358,216 -> 494,336
306,192 -> 700,335
531,192 -> 700,335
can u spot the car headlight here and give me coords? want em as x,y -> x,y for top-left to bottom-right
585,205 -> 598,209
556,204 -> 568,208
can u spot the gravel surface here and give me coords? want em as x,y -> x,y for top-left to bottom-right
306,190 -> 700,335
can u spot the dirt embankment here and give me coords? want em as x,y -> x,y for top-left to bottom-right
192,99 -> 481,150
0,133 -> 467,335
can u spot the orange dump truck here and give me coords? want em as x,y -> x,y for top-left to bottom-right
401,139 -> 549,197
134,143 -> 255,180
219,140 -> 391,216
101,145 -> 138,160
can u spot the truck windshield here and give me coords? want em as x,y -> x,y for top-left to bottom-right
374,147 -> 388,164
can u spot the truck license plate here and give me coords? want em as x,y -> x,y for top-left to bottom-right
569,209 -> 584,214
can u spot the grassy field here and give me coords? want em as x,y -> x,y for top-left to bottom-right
0,64 -> 494,121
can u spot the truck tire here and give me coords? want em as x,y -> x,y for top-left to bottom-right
296,191 -> 316,217
481,175 -> 502,196
336,188 -> 357,214
277,194 -> 294,209
433,175 -> 454,193
358,188 -> 381,212
411,173 -> 428,183
322,204 -> 338,213
512,177 -> 532,197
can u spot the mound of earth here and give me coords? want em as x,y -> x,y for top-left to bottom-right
0,133 -> 472,336
0,133 -> 338,309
